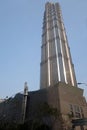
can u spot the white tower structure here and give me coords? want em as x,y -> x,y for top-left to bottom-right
40,2 -> 77,89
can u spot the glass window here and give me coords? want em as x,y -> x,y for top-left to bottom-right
74,105 -> 81,118
80,107 -> 84,118
69,104 -> 82,118
69,104 -> 74,117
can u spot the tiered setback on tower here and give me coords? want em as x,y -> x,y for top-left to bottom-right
40,2 -> 77,89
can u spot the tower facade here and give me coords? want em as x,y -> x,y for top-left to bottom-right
40,2 -> 77,89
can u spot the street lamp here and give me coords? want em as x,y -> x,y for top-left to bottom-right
77,82 -> 87,101
77,82 -> 87,86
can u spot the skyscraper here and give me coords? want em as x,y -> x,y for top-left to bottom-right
40,2 -> 77,89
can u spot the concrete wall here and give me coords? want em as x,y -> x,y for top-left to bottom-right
58,82 -> 87,118
0,83 -> 87,130
26,86 -> 61,130
57,82 -> 87,130
0,86 -> 62,130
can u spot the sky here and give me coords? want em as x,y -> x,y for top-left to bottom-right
0,0 -> 87,100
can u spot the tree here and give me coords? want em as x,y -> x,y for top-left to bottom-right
30,102 -> 60,130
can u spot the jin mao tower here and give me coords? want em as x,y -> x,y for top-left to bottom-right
40,2 -> 77,89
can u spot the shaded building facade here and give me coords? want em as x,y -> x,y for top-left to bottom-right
0,83 -> 87,130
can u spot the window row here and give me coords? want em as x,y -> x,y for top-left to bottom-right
69,104 -> 84,118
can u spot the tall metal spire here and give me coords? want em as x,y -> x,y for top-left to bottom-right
40,2 -> 77,89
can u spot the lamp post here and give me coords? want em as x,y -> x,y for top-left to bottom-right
77,82 -> 87,86
77,82 -> 87,102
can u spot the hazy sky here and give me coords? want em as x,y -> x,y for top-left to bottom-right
0,0 -> 87,100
